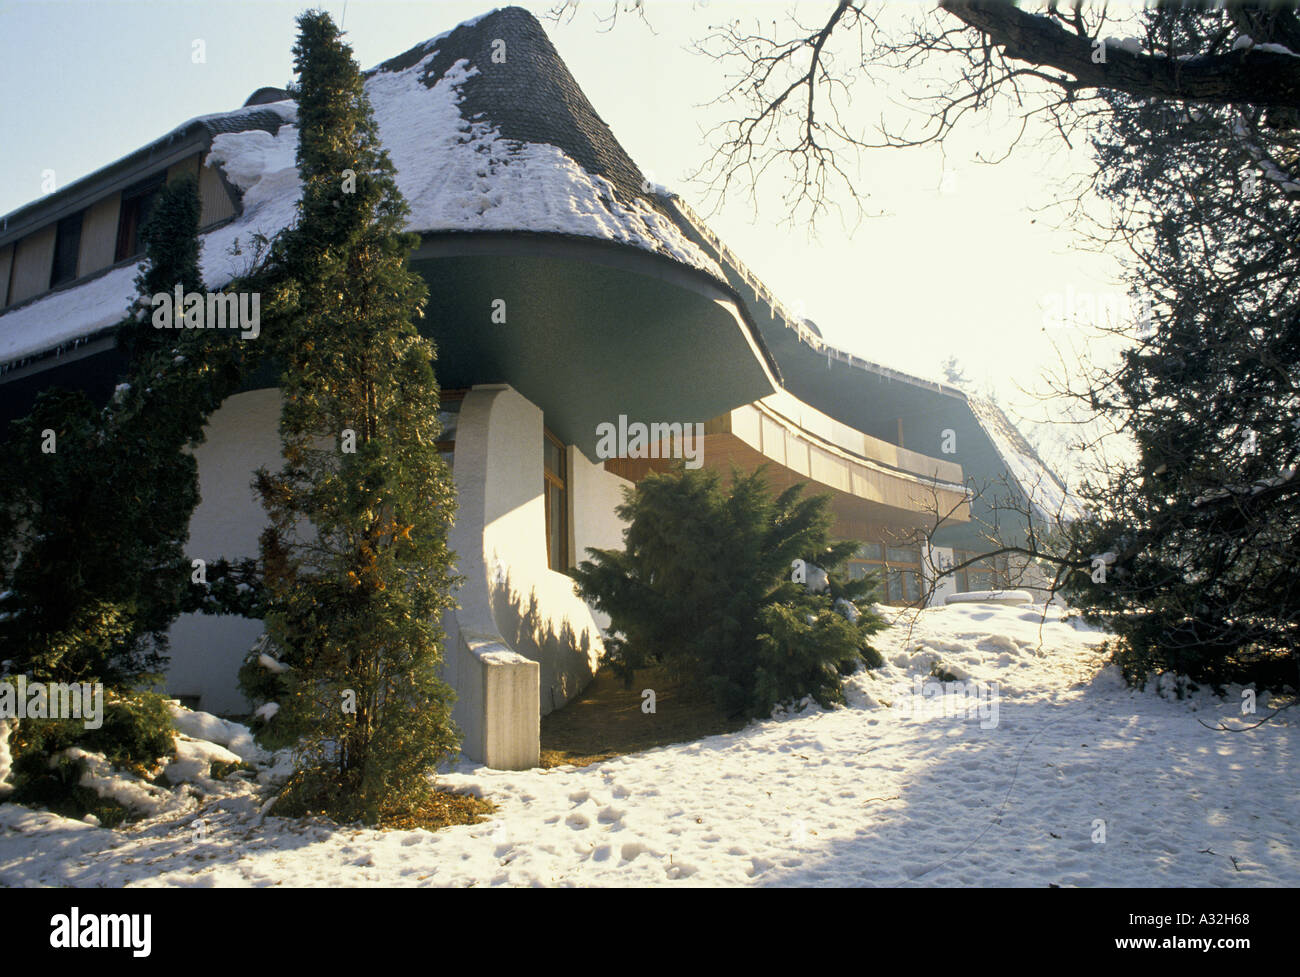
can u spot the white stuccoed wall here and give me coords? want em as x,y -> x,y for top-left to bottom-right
443,384 -> 618,767
165,382 -> 620,768
568,434 -> 633,635
924,544 -> 958,608
165,387 -> 283,715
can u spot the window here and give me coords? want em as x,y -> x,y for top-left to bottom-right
436,390 -> 464,471
846,542 -> 883,583
543,429 -> 568,570
885,545 -> 922,604
845,539 -> 923,605
954,550 -> 1011,592
114,175 -> 164,262
49,213 -> 83,288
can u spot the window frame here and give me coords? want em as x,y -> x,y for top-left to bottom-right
114,174 -> 165,263
954,549 -> 1012,592
543,428 -> 569,571
435,389 -> 465,467
845,537 -> 924,606
49,212 -> 83,289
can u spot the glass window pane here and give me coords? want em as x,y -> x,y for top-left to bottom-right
887,546 -> 920,565
50,213 -> 82,288
857,542 -> 883,562
437,402 -> 459,442
904,571 -> 920,601
544,437 -> 563,479
547,482 -> 565,569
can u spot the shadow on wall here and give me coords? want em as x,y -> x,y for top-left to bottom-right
490,564 -> 603,716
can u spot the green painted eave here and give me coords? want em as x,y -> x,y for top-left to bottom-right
410,233 -> 780,458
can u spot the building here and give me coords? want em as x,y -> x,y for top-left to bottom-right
0,7 -> 1071,769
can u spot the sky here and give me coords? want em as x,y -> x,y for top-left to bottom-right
0,0 -> 1138,476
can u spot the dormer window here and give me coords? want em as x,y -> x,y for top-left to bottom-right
49,212 -> 83,288
114,174 -> 165,262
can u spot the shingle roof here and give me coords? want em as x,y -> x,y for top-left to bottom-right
374,6 -> 655,219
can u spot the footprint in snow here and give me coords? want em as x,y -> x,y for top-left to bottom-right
665,860 -> 698,879
746,857 -> 774,878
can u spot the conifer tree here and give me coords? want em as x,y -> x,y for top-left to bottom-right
0,177 -> 256,688
0,177 -> 269,813
1056,52 -> 1300,690
572,465 -> 886,717
257,10 -> 460,824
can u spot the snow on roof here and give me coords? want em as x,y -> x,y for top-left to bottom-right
0,111 -> 300,370
0,7 -> 722,369
966,396 -> 1082,523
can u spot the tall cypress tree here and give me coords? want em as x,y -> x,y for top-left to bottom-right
258,10 -> 460,824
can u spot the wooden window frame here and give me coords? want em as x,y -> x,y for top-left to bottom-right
49,212 -> 83,289
954,549 -> 1011,592
435,389 -> 465,458
114,174 -> 165,263
846,537 -> 924,606
543,428 -> 569,571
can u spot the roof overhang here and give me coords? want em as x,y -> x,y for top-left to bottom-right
410,232 -> 781,458
0,130 -> 214,250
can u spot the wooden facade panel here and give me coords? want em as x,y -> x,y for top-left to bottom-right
167,154 -> 201,185
760,414 -> 785,466
77,194 -> 121,277
0,243 -> 13,307
199,162 -> 236,227
786,429 -> 811,477
8,225 -> 57,305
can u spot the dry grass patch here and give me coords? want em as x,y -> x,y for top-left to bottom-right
540,666 -> 747,768
271,774 -> 495,832
377,789 -> 496,832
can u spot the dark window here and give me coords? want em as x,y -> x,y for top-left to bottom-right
845,538 -> 923,605
846,543 -> 884,585
955,550 -> 1011,592
544,430 -> 568,570
436,390 -> 465,471
114,175 -> 165,262
49,213 -> 83,288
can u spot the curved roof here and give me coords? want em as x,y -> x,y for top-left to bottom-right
0,6 -> 722,371
374,6 -> 651,216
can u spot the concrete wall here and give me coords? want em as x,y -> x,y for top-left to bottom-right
164,387 -> 283,714
923,544 -> 958,607
444,384 -> 612,767
568,441 -> 632,634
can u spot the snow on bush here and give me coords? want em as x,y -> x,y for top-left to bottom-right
166,702 -> 266,764
0,718 -> 15,798
60,746 -> 177,818
163,736 -> 244,787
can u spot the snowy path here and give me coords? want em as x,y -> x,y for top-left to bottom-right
1,603 -> 1296,887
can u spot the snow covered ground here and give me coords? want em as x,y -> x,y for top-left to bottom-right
1,602 -> 1295,887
